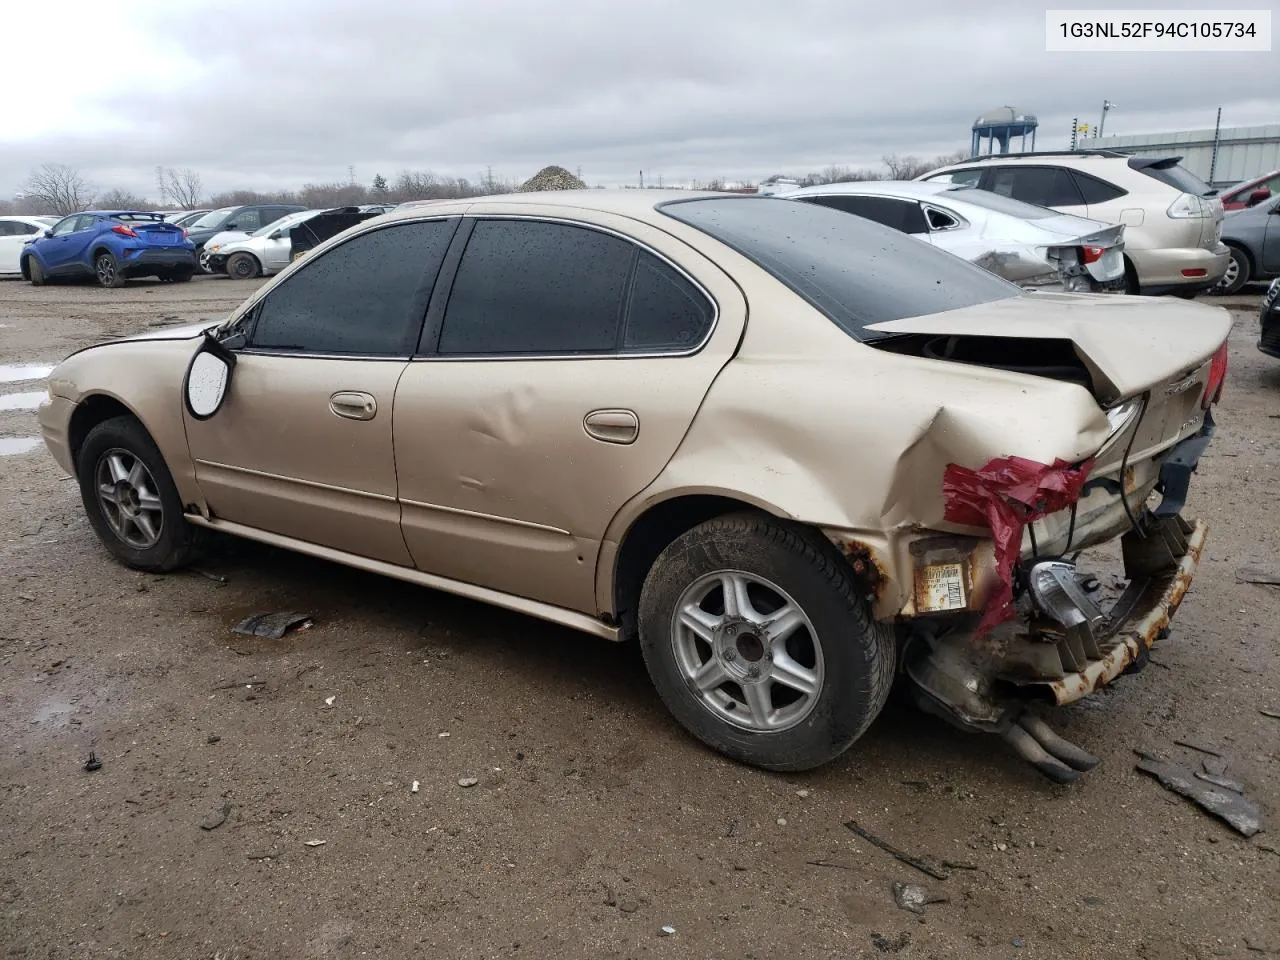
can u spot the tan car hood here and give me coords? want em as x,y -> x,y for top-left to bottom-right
866,293 -> 1231,402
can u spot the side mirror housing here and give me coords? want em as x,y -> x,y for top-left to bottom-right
43,229 -> 54,238
183,333 -> 238,420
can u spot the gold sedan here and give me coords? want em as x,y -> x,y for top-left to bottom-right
38,190 -> 1230,780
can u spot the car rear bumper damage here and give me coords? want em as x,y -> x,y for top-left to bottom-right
824,411 -> 1217,783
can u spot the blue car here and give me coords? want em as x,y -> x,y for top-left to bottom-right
20,210 -> 198,287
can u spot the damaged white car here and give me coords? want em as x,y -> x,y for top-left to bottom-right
784,180 -> 1127,292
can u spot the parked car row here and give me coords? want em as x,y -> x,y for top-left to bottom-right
202,207 -> 386,278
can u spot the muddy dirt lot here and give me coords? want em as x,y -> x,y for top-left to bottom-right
1,276 -> 1278,960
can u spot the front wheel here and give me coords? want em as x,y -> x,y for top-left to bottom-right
226,252 -> 261,280
638,513 -> 895,771
1214,246 -> 1250,295
76,416 -> 201,571
95,252 -> 127,288
26,257 -> 45,286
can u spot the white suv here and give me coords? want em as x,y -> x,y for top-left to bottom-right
918,151 -> 1228,296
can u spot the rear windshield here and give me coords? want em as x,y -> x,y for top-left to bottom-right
939,186 -> 1055,219
111,213 -> 165,223
1129,157 -> 1214,196
659,196 -> 1018,339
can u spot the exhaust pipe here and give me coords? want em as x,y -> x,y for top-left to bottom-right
1001,714 -> 1101,784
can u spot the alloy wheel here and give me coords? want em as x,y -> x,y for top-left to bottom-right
94,448 -> 164,549
670,570 -> 824,732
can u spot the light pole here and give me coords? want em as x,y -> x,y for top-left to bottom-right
1098,100 -> 1116,139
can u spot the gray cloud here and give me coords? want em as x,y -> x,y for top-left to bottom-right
4,0 -> 1276,198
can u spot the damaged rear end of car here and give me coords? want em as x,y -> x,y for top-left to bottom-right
860,295 -> 1229,782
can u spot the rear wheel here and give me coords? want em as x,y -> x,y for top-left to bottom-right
637,513 -> 895,771
226,252 -> 261,280
95,252 -> 127,288
1214,246 -> 1251,295
26,257 -> 45,286
76,416 -> 201,571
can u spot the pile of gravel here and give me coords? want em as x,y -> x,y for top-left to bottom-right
520,165 -> 587,192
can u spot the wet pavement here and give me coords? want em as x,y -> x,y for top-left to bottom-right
0,276 -> 1278,959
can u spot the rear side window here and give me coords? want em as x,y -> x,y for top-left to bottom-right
1070,171 -> 1127,203
988,167 -> 1084,207
1128,157 -> 1213,196
229,209 -> 262,231
660,197 -> 1018,340
250,220 -> 454,356
798,195 -> 928,234
625,252 -> 714,351
438,220 -> 634,355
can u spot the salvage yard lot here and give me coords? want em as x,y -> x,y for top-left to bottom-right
1,277 -> 1278,959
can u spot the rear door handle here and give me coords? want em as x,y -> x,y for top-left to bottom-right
329,391 -> 377,421
583,409 -> 639,444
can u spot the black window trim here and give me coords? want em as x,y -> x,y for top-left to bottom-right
413,214 -> 721,362
232,215 -> 461,362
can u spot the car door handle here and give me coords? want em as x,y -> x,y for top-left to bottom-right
583,409 -> 639,444
329,391 -> 377,421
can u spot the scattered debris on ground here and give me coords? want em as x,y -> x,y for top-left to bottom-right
232,611 -> 314,639
82,751 -> 101,772
1135,752 -> 1264,837
892,882 -> 949,915
1235,567 -> 1280,586
458,777 -> 478,788
199,803 -> 232,831
303,839 -> 326,848
870,931 -> 911,953
845,821 -> 950,880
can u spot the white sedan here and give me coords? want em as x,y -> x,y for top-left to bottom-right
0,216 -> 58,276
782,181 -> 1126,292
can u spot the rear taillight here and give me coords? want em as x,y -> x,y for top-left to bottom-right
182,228 -> 189,239
1203,342 -> 1228,408
111,225 -> 138,238
1080,245 -> 1106,264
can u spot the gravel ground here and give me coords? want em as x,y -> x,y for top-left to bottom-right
1,275 -> 1278,960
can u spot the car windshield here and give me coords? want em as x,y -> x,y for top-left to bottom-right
190,209 -> 233,229
251,210 -> 316,238
659,196 -> 1019,340
940,186 -> 1056,219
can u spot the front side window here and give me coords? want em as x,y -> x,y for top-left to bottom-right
924,168 -> 984,187
438,220 -> 634,356
50,217 -> 79,236
249,219 -> 455,356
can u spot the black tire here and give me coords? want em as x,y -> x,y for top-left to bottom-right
169,270 -> 193,283
1123,256 -> 1141,295
637,512 -> 895,771
76,416 -> 201,572
95,251 -> 127,288
26,257 -> 45,286
1214,246 -> 1251,295
226,252 -> 261,280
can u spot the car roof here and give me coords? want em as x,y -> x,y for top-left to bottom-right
384,189 -> 727,225
785,180 -> 955,200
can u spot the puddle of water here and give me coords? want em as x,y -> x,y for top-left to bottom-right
0,392 -> 44,412
0,364 -> 53,384
0,436 -> 43,455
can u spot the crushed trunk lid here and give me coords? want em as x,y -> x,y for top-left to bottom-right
865,293 -> 1232,404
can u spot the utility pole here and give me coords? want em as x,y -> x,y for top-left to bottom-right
1098,100 -> 1116,139
1209,106 -> 1223,185
1070,117 -> 1079,151
639,170 -> 644,190
348,164 -> 356,185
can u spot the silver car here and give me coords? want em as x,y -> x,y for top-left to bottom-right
783,181 -> 1126,292
204,209 -> 323,279
1215,193 -> 1280,294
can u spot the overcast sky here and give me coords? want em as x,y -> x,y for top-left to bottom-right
5,0 -> 1276,199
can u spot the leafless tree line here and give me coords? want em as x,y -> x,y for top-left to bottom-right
4,150 -> 970,217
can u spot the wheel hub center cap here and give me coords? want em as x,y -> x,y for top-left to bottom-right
735,631 -> 765,662
117,482 -> 140,516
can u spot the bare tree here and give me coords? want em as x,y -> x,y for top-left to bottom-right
160,168 -> 204,209
23,163 -> 94,215
96,188 -> 154,210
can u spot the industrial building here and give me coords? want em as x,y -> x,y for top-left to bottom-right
1076,124 -> 1280,188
